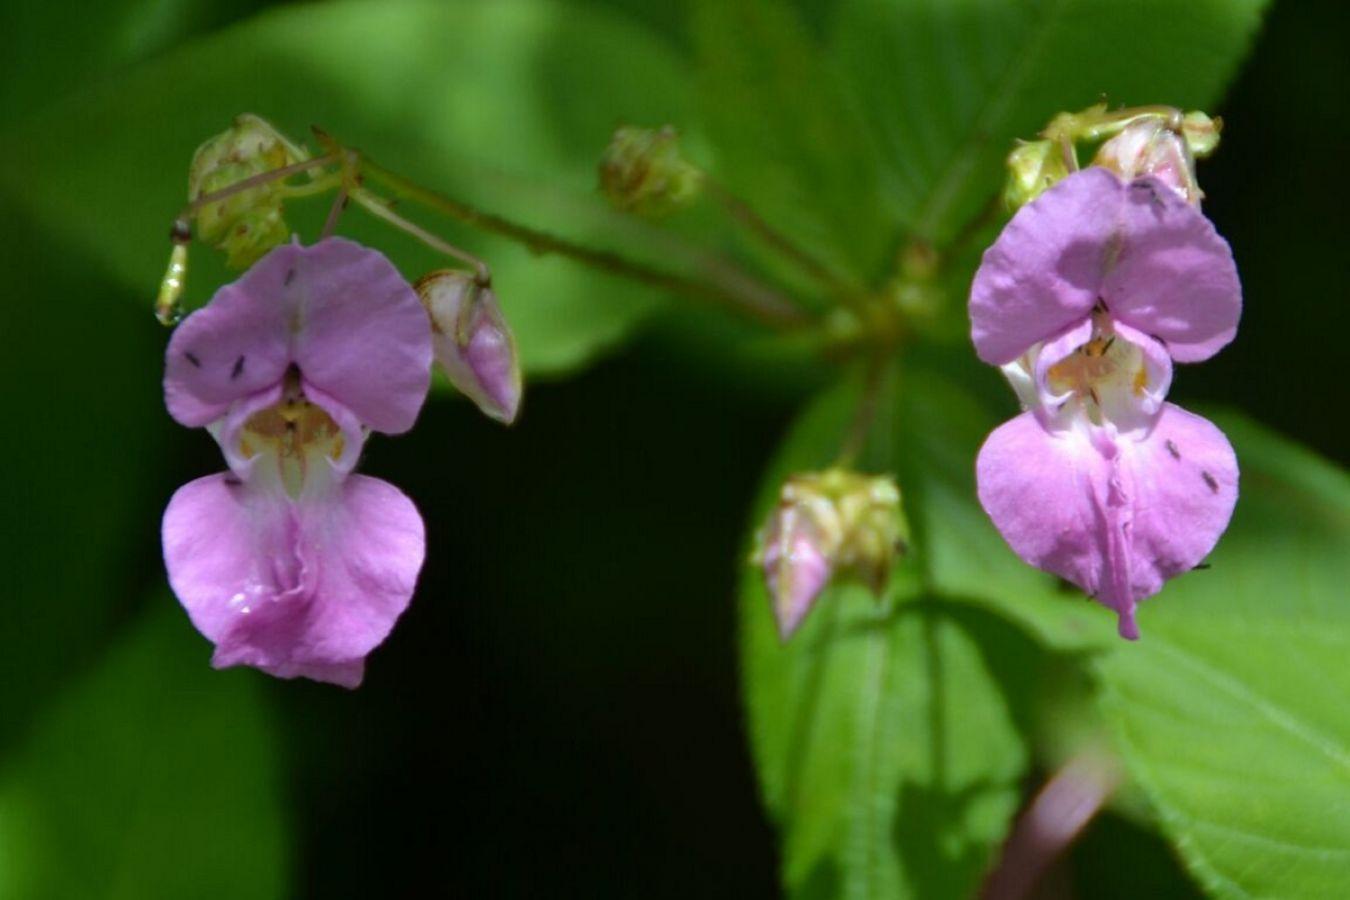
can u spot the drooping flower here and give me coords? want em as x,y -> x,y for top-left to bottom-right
162,237 -> 433,686
970,167 -> 1241,638
416,270 -> 522,424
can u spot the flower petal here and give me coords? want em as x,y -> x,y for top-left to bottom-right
976,404 -> 1237,638
289,238 -> 432,433
970,167 -> 1122,365
1103,178 -> 1241,362
163,471 -> 425,687
762,503 -> 833,641
164,270 -> 293,429
165,238 -> 432,433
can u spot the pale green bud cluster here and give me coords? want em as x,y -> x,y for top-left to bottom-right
188,114 -> 310,268
1003,140 -> 1071,212
772,468 -> 907,597
598,125 -> 703,218
1003,104 -> 1222,212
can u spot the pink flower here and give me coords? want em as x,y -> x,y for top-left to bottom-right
161,238 -> 433,686
969,168 -> 1242,639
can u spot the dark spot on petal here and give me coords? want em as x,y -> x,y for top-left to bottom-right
1130,178 -> 1166,209
284,267 -> 296,286
223,475 -> 242,486
1165,439 -> 1181,460
184,351 -> 201,368
231,355 -> 246,380
1201,470 -> 1220,493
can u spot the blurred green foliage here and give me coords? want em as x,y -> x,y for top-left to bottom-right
0,0 -> 1346,897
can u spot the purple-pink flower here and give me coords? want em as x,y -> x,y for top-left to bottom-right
970,167 -> 1241,638
161,238 -> 433,686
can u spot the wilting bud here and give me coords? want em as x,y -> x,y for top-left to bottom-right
756,469 -> 906,641
416,270 -> 522,424
1094,118 -> 1202,205
598,125 -> 703,218
188,114 -> 309,268
1003,139 -> 1070,211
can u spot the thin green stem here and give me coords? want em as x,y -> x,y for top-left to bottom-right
704,177 -> 865,303
835,354 -> 889,468
351,186 -> 491,283
179,153 -> 338,221
320,186 -> 349,241
356,153 -> 810,329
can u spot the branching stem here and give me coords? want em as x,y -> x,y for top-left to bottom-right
356,152 -> 809,328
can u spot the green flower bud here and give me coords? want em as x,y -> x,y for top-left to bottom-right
188,114 -> 310,268
1180,111 -> 1221,158
598,125 -> 703,218
1003,139 -> 1070,212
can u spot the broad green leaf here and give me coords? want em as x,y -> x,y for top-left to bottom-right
690,0 -> 891,284
0,0 -> 271,121
0,0 -> 698,376
741,371 -> 1059,898
742,573 -> 1037,898
0,199 -> 166,748
0,606 -> 288,900
829,0 -> 1269,241
1096,415 -> 1350,899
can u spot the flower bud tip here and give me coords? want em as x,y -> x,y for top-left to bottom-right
417,270 -> 523,424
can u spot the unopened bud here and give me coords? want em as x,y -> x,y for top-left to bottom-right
1179,110 -> 1221,158
598,125 -> 703,218
755,469 -> 907,641
417,270 -> 522,424
1094,118 -> 1202,205
188,114 -> 309,268
1003,140 -> 1070,211
761,494 -> 838,642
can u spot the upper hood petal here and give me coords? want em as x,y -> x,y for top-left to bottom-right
1103,179 -> 1241,362
165,238 -> 432,433
970,167 -> 1122,365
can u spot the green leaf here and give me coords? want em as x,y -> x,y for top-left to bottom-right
690,0 -> 891,283
741,372 -> 1059,898
0,197 -> 167,747
829,0 -> 1269,241
1096,415 -> 1350,899
0,0 -> 697,376
0,0 -> 270,121
0,606 -> 288,899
